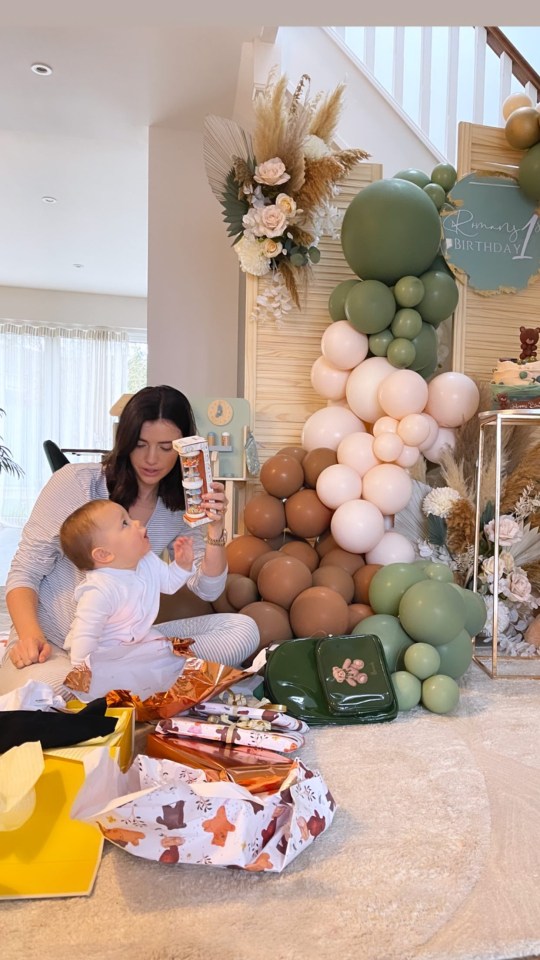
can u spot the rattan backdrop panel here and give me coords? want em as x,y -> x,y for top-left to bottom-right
243,162 -> 382,491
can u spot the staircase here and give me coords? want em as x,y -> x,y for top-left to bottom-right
328,26 -> 540,165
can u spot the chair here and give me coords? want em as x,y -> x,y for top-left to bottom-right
43,440 -> 70,472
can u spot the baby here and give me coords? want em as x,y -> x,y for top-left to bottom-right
60,499 -> 196,700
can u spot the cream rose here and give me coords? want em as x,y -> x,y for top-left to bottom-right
503,571 -> 533,603
484,516 -> 521,547
253,158 -> 290,186
262,238 -> 283,258
243,205 -> 287,239
275,193 -> 297,218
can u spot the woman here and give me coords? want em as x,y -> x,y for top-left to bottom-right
0,385 -> 259,696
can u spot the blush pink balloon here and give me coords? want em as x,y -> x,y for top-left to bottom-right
417,414 -> 440,452
372,432 -> 404,463
361,463 -> 413,514
345,357 -> 395,423
397,413 -> 430,446
321,320 -> 369,370
337,432 -> 380,477
301,406 -> 364,452
422,427 -> 456,464
331,499 -> 385,554
365,531 -> 416,564
396,444 -> 421,468
316,463 -> 363,509
372,416 -> 398,436
310,356 -> 349,401
425,372 -> 480,427
377,369 -> 429,418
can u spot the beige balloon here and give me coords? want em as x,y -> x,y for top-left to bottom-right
502,92 -> 533,121
505,107 -> 540,149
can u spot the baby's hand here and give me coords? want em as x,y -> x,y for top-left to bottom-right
173,536 -> 194,572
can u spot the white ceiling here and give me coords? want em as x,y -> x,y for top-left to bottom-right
0,25 -> 265,298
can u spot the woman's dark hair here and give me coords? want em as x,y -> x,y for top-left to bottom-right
104,385 -> 197,511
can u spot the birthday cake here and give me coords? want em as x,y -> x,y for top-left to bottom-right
490,357 -> 540,409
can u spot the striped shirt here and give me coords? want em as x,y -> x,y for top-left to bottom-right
6,462 -> 227,649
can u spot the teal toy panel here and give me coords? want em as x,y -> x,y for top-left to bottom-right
190,397 -> 251,479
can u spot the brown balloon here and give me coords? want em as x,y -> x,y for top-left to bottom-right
302,447 -> 338,488
353,564 -> 383,604
285,489 -> 332,539
257,555 -> 313,610
265,532 -> 303,550
226,575 -> 260,610
315,530 -> 339,558
212,573 -> 244,613
289,586 -> 350,638
260,454 -> 305,499
280,540 -> 320,572
320,548 -> 365,577
249,550 -> 281,583
312,565 -> 355,604
277,445 -> 307,463
347,603 -> 374,633
155,584 -> 214,623
505,107 -> 540,149
240,601 -> 293,650
244,493 -> 286,540
226,535 -> 272,577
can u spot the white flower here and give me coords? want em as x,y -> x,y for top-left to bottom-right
262,238 -> 282,258
303,134 -> 332,160
253,158 -> 290,186
422,487 -> 461,519
501,570 -> 533,603
234,237 -> 271,277
482,551 -> 515,579
484,515 -> 522,547
275,193 -> 297,219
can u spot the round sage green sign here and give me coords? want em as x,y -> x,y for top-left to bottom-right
441,173 -> 540,293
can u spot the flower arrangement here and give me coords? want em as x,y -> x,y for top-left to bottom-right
395,384 -> 540,656
203,73 -> 369,324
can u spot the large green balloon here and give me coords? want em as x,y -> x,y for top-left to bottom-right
394,275 -> 425,307
369,562 -> 428,616
518,141 -> 540,202
417,270 -> 460,327
448,583 -> 487,636
421,674 -> 460,714
404,642 -> 441,680
328,279 -> 361,322
435,629 -> 474,679
391,670 -> 422,710
387,338 -> 416,368
409,322 -> 438,372
391,308 -> 423,340
351,614 -> 413,671
345,279 -> 396,334
399,580 -> 466,645
393,168 -> 431,189
341,179 -> 443,285
369,329 -> 394,356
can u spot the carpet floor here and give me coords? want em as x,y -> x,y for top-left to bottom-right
2,664 -> 540,960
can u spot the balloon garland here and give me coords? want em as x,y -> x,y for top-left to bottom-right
502,92 -> 540,201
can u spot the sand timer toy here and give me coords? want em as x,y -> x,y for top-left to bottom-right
173,436 -> 214,527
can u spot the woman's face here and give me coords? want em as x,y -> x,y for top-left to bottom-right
129,419 -> 182,490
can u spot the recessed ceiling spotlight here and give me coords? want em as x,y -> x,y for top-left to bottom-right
73,263 -> 84,269
31,63 -> 53,76
41,196 -> 57,204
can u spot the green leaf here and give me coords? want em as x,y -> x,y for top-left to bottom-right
219,169 -> 249,241
308,246 -> 321,263
480,501 -> 495,527
290,252 -> 307,267
427,514 -> 447,547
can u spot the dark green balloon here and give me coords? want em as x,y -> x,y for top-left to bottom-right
328,279 -> 361,322
394,275 -> 425,307
427,254 -> 453,277
393,168 -> 431,189
369,562 -> 428,616
369,329 -> 394,356
387,337 -> 416,368
341,179 -> 443,285
391,308 -> 423,340
409,322 -> 438,372
417,270 -> 460,327
399,580 -> 467,646
435,629 -> 474,679
448,583 -> 487,636
345,279 -> 396,334
423,182 -> 447,210
518,141 -> 540,202
416,355 -> 440,381
430,163 -> 457,192
351,614 -> 413,672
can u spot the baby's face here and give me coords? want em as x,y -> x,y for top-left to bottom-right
94,503 -> 150,569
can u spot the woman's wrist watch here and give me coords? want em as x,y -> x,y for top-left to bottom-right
204,529 -> 228,547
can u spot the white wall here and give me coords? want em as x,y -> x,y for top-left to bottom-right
146,127 -> 240,397
0,285 -> 146,330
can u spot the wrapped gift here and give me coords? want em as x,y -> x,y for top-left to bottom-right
146,732 -> 294,794
155,716 -> 305,753
72,747 -> 336,872
191,700 -> 309,733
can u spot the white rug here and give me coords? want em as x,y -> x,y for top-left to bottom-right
2,665 -> 540,960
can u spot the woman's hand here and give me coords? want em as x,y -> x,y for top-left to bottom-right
9,633 -> 52,668
202,481 -> 228,535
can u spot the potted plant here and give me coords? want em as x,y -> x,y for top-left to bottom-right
0,409 -> 23,477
